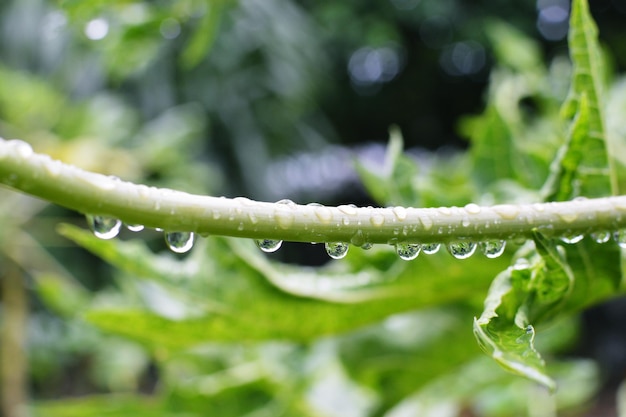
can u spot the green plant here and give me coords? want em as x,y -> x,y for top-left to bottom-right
1,0 -> 626,415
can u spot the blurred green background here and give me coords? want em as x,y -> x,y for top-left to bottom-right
2,0 -> 626,416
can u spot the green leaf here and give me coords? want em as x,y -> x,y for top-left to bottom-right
33,395 -> 165,417
543,0 -> 615,200
58,224 -> 509,349
473,268 -> 556,390
354,126 -> 419,206
181,0 -> 229,69
474,229 -> 623,389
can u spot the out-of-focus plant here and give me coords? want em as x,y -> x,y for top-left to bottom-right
1,0 -> 626,416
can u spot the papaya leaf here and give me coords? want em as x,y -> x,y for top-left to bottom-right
473,268 -> 556,390
543,0 -> 616,200
354,126 -> 419,206
474,229 -> 623,389
59,224 -> 509,349
181,0 -> 229,69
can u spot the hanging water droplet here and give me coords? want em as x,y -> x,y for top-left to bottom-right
325,242 -> 349,259
480,240 -> 506,258
255,239 -> 283,253
591,230 -> 611,244
125,224 -> 144,232
560,233 -> 584,244
165,231 -> 195,254
395,243 -> 421,261
446,241 -> 477,259
614,230 -> 626,248
422,243 -> 440,254
361,243 -> 373,250
86,215 -> 122,240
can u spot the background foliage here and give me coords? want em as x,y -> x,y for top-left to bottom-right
2,0 -> 626,416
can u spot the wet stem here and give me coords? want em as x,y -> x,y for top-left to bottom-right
1,138 -> 626,249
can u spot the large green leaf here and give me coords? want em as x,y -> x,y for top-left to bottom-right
58,224 -> 509,349
474,231 -> 623,390
543,0 -> 615,200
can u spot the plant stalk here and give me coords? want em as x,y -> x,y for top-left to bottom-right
1,138 -> 626,245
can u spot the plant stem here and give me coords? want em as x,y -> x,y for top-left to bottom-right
1,138 -> 626,245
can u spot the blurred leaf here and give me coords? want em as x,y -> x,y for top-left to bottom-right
58,224 -> 509,349
355,127 -> 419,206
485,21 -> 543,73
181,0 -> 229,69
33,395 -> 165,417
33,272 -> 91,317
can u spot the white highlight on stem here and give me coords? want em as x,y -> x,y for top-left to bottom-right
1,138 -> 626,244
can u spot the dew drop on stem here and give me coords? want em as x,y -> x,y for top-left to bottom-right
614,230 -> 626,248
422,243 -> 441,254
479,240 -> 506,258
125,224 -> 144,232
165,231 -> 195,253
86,215 -> 122,240
591,230 -> 611,244
560,233 -> 584,244
255,238 -> 283,253
446,241 -> 477,259
395,243 -> 421,260
325,242 -> 349,259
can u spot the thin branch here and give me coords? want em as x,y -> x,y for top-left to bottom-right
1,138 -> 626,245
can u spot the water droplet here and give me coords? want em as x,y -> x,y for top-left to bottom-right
614,230 -> 626,248
557,212 -> 578,223
255,239 -> 283,253
361,243 -> 373,250
370,213 -> 385,227
86,215 -> 121,239
44,158 -> 62,177
438,207 -> 451,216
393,206 -> 408,221
480,240 -> 506,258
560,233 -> 584,244
11,140 -> 33,158
165,231 -> 195,253
307,203 -> 332,224
338,204 -> 358,216
275,199 -> 296,229
492,204 -> 519,220
395,243 -> 421,260
464,203 -> 481,215
342,217 -> 350,226
248,212 -> 258,224
422,243 -> 440,254
591,230 -> 611,244
446,241 -> 477,259
461,217 -> 471,227
419,215 -> 433,231
325,242 -> 349,259
125,224 -> 144,232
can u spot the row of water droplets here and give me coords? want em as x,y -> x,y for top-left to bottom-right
86,215 -> 194,254
85,194 -> 626,259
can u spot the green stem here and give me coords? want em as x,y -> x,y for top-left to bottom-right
1,138 -> 626,245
